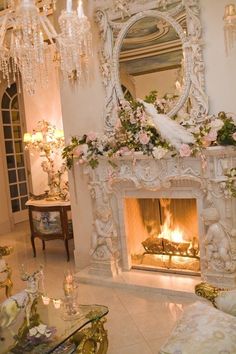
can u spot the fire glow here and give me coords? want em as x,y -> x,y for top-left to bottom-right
158,199 -> 185,244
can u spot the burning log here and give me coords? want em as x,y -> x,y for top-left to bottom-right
142,236 -> 199,258
142,237 -> 164,254
163,239 -> 190,254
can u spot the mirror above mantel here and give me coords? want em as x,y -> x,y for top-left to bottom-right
118,13 -> 185,108
95,0 -> 208,132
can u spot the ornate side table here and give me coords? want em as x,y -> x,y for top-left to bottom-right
26,199 -> 73,262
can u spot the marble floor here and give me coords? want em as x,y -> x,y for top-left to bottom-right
0,221 -> 200,354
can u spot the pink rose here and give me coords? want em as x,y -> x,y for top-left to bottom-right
232,132 -> 236,141
201,138 -> 211,148
138,131 -> 150,145
204,130 -> 217,142
74,144 -> 88,157
179,144 -> 191,157
74,146 -> 83,157
119,146 -> 130,155
86,131 -> 97,142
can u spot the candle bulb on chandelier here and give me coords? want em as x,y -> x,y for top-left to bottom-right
77,0 -> 85,18
66,0 -> 73,13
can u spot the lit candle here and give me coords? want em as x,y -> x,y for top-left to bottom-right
23,133 -> 32,143
54,129 -> 64,139
77,0 -> 85,18
42,295 -> 50,305
66,0 -> 72,13
53,299 -> 61,309
35,132 -> 43,142
66,273 -> 73,283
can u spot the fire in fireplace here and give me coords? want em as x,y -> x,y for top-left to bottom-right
124,198 -> 200,275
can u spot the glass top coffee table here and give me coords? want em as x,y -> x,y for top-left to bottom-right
0,294 -> 108,354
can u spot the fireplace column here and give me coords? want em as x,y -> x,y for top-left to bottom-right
86,170 -> 121,277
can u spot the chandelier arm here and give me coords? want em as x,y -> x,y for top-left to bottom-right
39,15 -> 58,44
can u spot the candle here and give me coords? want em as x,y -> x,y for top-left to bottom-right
77,0 -> 85,18
66,274 -> 73,283
42,295 -> 50,305
53,299 -> 61,309
54,129 -> 64,139
35,132 -> 43,142
66,0 -> 72,13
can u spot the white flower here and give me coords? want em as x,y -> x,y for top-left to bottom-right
152,146 -> 168,159
210,118 -> 224,131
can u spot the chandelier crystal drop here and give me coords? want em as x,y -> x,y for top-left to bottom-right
0,0 -> 92,94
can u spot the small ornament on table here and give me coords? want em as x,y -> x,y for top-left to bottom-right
62,271 -> 81,320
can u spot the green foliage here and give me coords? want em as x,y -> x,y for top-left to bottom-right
216,112 -> 236,146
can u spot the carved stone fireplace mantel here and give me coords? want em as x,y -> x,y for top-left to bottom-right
83,146 -> 236,288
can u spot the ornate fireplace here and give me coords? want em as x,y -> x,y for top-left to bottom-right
84,147 -> 236,288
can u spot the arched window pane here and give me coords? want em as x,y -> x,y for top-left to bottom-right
2,93 -> 10,109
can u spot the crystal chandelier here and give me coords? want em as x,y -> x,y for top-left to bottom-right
0,0 -> 92,95
224,3 -> 236,55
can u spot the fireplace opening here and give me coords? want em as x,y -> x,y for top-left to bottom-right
124,198 -> 200,275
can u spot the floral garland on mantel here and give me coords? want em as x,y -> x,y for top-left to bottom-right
62,92 -> 236,172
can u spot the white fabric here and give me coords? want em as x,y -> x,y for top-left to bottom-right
159,301 -> 236,354
215,289 -> 236,316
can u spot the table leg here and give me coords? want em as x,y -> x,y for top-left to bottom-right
73,317 -> 108,354
42,240 -> 46,251
64,239 -> 70,262
31,236 -> 36,257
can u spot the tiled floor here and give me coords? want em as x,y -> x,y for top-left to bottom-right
0,222 -> 199,354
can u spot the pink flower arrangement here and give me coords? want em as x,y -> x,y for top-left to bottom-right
138,131 -> 150,145
179,144 -> 191,157
74,144 -> 88,157
204,130 -> 218,142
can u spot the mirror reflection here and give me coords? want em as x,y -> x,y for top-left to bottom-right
119,15 -> 185,110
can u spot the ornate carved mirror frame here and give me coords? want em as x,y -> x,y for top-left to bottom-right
95,0 -> 208,133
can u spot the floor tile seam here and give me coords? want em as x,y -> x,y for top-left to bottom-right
108,339 -> 154,354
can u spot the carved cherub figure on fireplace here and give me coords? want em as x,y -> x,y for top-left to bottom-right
90,206 -> 118,260
202,207 -> 234,272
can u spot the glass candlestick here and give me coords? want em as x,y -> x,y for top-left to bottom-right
62,271 -> 81,320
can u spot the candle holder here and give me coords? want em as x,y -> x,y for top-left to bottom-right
62,271 -> 81,320
24,120 -> 69,201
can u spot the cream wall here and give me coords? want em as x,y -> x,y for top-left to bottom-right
200,0 -> 236,114
23,66 -> 63,195
58,0 -> 236,270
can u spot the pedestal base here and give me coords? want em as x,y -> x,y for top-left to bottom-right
204,271 -> 236,289
89,259 -> 121,278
